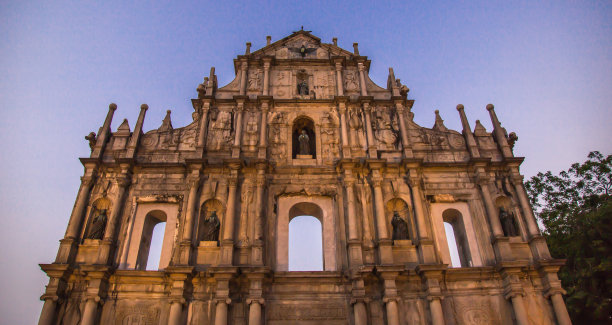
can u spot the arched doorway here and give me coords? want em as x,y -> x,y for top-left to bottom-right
289,215 -> 323,271
276,197 -> 337,271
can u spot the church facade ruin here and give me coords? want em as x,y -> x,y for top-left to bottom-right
39,30 -> 571,325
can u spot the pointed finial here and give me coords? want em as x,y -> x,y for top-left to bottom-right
432,110 -> 448,131
301,25 -> 304,30
456,104 -> 464,111
109,103 -> 117,111
353,43 -> 359,55
140,104 -> 148,111
266,35 -> 271,45
159,110 -> 173,131
486,103 -> 494,111
245,42 -> 251,55
332,37 -> 338,46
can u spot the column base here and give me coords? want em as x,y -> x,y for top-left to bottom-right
177,241 -> 192,265
528,235 -> 552,260
55,238 -> 78,264
219,241 -> 234,266
492,236 -> 515,262
378,239 -> 393,264
417,239 -> 437,264
348,240 -> 364,267
96,240 -> 114,265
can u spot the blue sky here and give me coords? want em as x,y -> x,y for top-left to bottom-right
1,1 -> 610,323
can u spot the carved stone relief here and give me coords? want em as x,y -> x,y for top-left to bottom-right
247,70 -> 261,91
344,70 -> 359,92
268,111 -> 288,161
373,107 -> 400,151
267,303 -> 346,321
207,109 -> 234,151
115,304 -> 161,325
243,111 -> 259,149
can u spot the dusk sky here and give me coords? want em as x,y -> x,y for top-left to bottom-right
1,1 -> 610,323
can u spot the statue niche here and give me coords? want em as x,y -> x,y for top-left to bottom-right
292,117 -> 316,158
197,199 -> 224,244
495,196 -> 520,237
386,198 -> 413,242
83,197 -> 111,241
296,69 -> 314,99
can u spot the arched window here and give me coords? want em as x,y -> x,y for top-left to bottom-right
135,210 -> 167,270
442,209 -> 472,268
289,215 -> 323,271
292,116 -> 316,158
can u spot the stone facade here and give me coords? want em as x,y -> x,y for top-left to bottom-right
39,30 -> 572,325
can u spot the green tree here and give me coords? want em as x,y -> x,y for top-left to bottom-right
525,151 -> 612,323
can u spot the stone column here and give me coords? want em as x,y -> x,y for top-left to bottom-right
407,168 -> 438,264
357,62 -> 368,96
338,101 -> 350,158
125,104 -> 148,158
179,170 -> 201,264
197,100 -> 211,153
239,61 -> 248,96
509,294 -> 529,325
168,301 -> 183,325
232,101 -> 245,158
220,174 -> 238,265
262,59 -> 271,95
98,174 -> 130,264
38,299 -> 57,325
394,101 -> 413,158
477,177 -> 504,237
214,299 -> 230,325
456,104 -> 480,158
353,300 -> 368,325
247,299 -> 264,325
64,175 -> 95,239
372,177 -> 389,241
252,164 -> 266,265
80,298 -> 98,325
91,103 -> 117,159
362,102 -> 377,158
237,180 -> 252,247
335,61 -> 344,96
550,293 -> 572,325
512,175 -> 540,237
370,165 -> 393,263
429,298 -> 445,325
257,101 -> 269,159
486,104 -> 513,158
343,166 -> 363,266
384,298 -> 400,325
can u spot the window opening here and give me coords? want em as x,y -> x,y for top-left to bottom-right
444,222 -> 462,268
288,215 -> 323,271
135,210 -> 167,270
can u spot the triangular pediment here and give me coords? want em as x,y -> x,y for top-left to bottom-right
249,31 -> 355,60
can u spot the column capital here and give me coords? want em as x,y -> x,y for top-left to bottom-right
215,297 -> 232,305
246,297 -> 265,305
115,175 -> 131,188
81,176 -> 95,187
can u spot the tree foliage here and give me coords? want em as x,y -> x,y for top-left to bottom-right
525,151 -> 612,323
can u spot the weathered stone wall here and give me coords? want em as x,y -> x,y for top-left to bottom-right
39,30 -> 571,325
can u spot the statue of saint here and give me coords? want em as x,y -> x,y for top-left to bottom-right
201,210 -> 220,242
86,209 -> 107,240
297,80 -> 309,95
391,211 -> 409,240
298,129 -> 310,155
499,207 -> 518,237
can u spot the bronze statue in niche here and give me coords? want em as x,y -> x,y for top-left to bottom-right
86,209 -> 107,239
391,211 -> 410,240
499,207 -> 519,237
298,130 -> 310,155
200,210 -> 220,242
292,117 -> 316,158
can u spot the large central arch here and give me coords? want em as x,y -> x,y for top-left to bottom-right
276,196 -> 337,271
